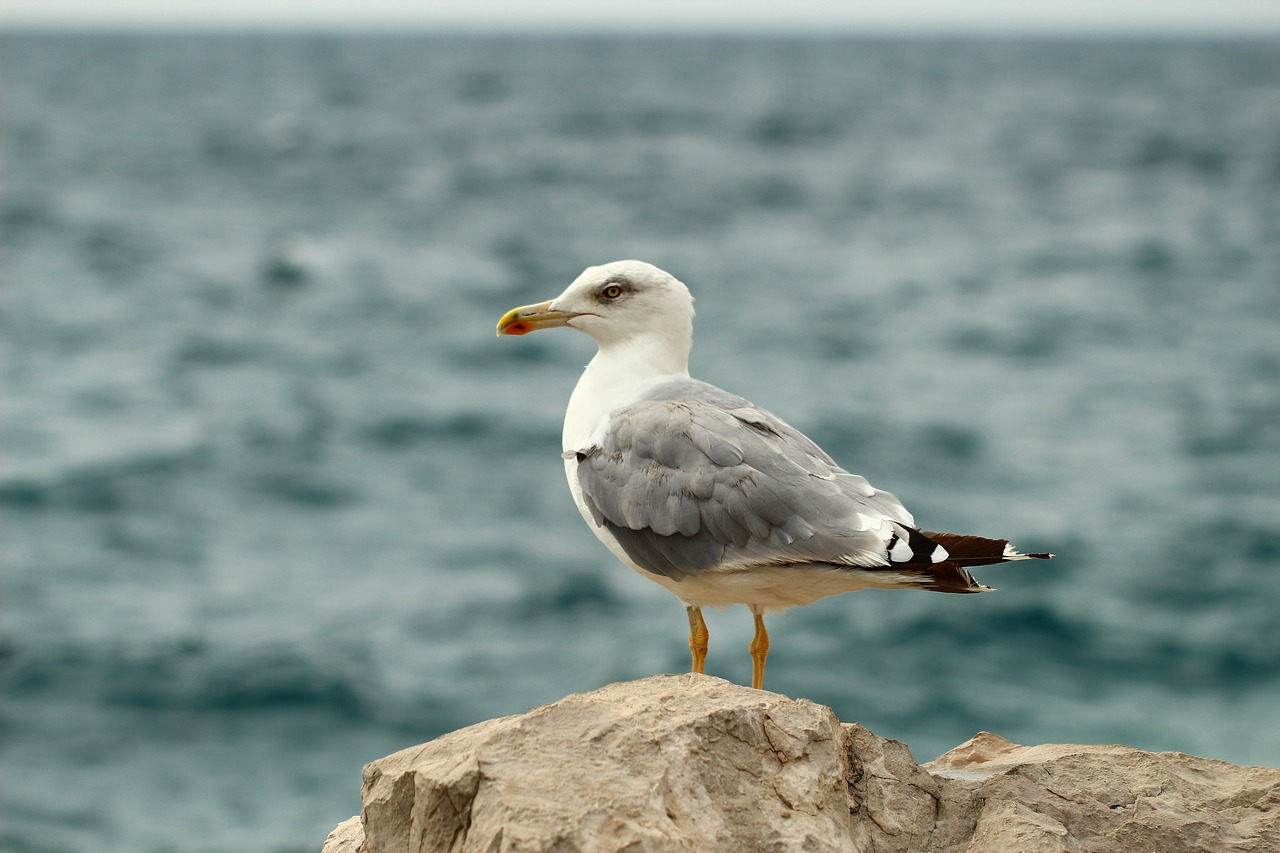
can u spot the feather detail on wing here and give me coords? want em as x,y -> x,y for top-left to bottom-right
571,378 -> 914,581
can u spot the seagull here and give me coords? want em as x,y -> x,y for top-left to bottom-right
497,260 -> 1050,690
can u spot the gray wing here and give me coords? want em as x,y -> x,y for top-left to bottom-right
572,378 -> 915,581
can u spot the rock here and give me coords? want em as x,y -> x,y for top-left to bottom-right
925,732 -> 1280,853
321,816 -> 363,853
360,675 -> 852,852
326,674 -> 1280,853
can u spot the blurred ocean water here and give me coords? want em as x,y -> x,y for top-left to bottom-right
2,32 -> 1279,852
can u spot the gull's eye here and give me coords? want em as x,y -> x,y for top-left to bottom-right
601,284 -> 624,300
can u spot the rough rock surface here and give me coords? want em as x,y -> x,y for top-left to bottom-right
322,817 -> 364,853
324,674 -> 1279,853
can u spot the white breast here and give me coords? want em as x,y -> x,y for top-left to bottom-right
560,342 -> 690,589
561,342 -> 687,451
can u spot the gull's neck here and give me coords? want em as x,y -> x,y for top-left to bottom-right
562,333 -> 691,450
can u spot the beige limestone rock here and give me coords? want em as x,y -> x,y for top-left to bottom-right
326,674 -> 1280,853
360,675 -> 854,852
321,816 -> 363,853
925,731 -> 1280,853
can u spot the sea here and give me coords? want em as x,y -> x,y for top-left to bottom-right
2,32 -> 1279,853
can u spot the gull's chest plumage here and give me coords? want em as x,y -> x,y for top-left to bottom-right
561,349 -> 688,588
560,345 -> 683,452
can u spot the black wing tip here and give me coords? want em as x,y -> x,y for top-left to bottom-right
918,530 -> 1055,566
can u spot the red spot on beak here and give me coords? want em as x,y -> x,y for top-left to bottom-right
504,322 -> 529,335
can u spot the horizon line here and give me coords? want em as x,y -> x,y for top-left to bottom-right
4,21 -> 1280,38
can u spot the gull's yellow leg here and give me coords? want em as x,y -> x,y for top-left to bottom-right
749,607 -> 770,690
686,606 -> 709,674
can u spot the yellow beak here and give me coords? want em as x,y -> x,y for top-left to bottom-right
496,300 -> 581,336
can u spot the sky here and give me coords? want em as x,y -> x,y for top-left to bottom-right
5,0 -> 1280,34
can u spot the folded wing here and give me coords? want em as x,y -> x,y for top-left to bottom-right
572,379 -> 916,581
